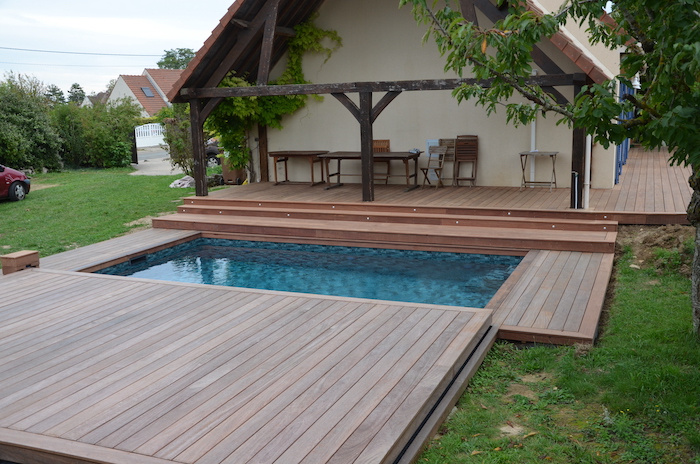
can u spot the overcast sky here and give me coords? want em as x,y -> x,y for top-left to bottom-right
0,0 -> 234,95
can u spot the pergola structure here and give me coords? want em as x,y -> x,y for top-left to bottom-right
168,0 -> 608,206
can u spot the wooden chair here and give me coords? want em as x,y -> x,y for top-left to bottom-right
373,139 -> 391,184
454,135 -> 478,186
438,138 -> 456,186
420,145 -> 448,189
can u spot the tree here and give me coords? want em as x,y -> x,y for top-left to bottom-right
401,0 -> 700,336
0,76 -> 61,170
67,83 -> 86,104
157,48 -> 195,69
45,84 -> 65,105
154,103 -> 195,176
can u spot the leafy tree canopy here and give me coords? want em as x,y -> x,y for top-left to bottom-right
158,48 -> 196,69
45,84 -> 65,105
401,0 -> 700,165
400,0 -> 700,334
67,83 -> 86,104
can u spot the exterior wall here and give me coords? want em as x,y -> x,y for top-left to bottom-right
108,78 -> 149,118
259,0 -> 617,190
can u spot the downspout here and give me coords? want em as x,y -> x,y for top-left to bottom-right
583,134 -> 592,209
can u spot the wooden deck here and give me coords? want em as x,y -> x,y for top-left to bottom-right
0,268 -> 494,464
0,148 -> 690,463
196,147 -> 690,225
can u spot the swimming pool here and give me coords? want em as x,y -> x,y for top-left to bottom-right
98,239 -> 522,308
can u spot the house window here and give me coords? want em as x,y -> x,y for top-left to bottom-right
141,87 -> 155,97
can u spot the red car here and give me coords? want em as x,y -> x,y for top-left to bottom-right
0,165 -> 31,201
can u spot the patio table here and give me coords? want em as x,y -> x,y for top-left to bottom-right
268,150 -> 328,186
319,151 -> 421,191
519,151 -> 558,191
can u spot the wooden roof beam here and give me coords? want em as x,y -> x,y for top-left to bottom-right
205,0 -> 283,88
231,18 -> 296,37
181,74 -> 582,99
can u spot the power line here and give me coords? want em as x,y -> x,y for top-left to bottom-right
0,46 -> 161,57
0,61 -> 154,68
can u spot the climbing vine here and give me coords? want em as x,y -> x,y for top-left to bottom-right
205,15 -> 342,170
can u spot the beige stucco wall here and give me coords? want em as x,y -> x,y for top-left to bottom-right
255,0 -> 618,190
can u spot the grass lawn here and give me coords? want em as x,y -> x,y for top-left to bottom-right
0,168 -> 194,260
419,239 -> 700,463
1,169 -> 698,463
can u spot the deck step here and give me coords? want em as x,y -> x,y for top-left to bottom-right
153,213 -> 617,254
175,204 -> 616,232
180,196 -> 622,223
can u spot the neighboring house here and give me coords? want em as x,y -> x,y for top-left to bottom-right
169,0 -> 623,203
108,68 -> 183,117
80,91 -> 109,108
108,68 -> 183,147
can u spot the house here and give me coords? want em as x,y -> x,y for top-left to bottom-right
80,91 -> 109,108
168,0 -> 622,206
107,68 -> 183,147
109,68 -> 183,117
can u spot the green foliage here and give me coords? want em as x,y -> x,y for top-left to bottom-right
158,48 -> 196,70
67,83 -> 85,104
0,75 -> 61,170
205,15 -> 341,170
154,103 -> 195,176
400,0 -> 700,167
45,84 -> 65,105
51,99 -> 141,168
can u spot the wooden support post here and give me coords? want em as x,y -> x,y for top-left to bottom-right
258,124 -> 269,182
571,76 -> 587,209
359,91 -> 374,201
190,98 -> 208,196
571,127 -> 586,209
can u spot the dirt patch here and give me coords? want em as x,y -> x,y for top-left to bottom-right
124,212 -> 177,233
499,422 -> 525,436
30,183 -> 60,191
616,224 -> 694,265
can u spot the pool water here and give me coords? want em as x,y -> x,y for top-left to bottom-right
98,239 -> 522,308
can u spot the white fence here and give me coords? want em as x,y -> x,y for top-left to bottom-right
135,123 -> 165,148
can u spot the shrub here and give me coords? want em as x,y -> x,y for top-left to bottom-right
51,99 -> 141,168
0,78 -> 61,170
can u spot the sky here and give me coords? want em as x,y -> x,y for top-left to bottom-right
0,0 -> 235,95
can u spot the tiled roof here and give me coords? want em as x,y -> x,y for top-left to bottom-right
121,75 -> 169,117
528,0 -> 613,83
144,69 -> 184,99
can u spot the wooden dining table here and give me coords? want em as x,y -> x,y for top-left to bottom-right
318,151 -> 422,191
268,150 -> 329,186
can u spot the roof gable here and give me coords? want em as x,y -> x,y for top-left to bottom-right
169,0 -> 613,103
120,75 -> 169,117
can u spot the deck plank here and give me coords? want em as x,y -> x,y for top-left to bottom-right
0,269 -> 492,464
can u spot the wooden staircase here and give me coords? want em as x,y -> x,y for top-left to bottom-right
152,197 -> 618,255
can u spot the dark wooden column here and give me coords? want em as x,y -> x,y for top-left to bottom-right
258,124 -> 269,182
359,92 -> 374,201
570,76 -> 587,208
571,127 -> 586,209
190,98 -> 208,196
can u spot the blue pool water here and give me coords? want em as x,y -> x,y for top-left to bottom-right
98,239 -> 522,308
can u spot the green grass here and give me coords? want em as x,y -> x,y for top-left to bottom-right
0,168 -> 193,260
420,251 -> 700,463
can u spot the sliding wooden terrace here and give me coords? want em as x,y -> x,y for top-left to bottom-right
0,148 -> 691,464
